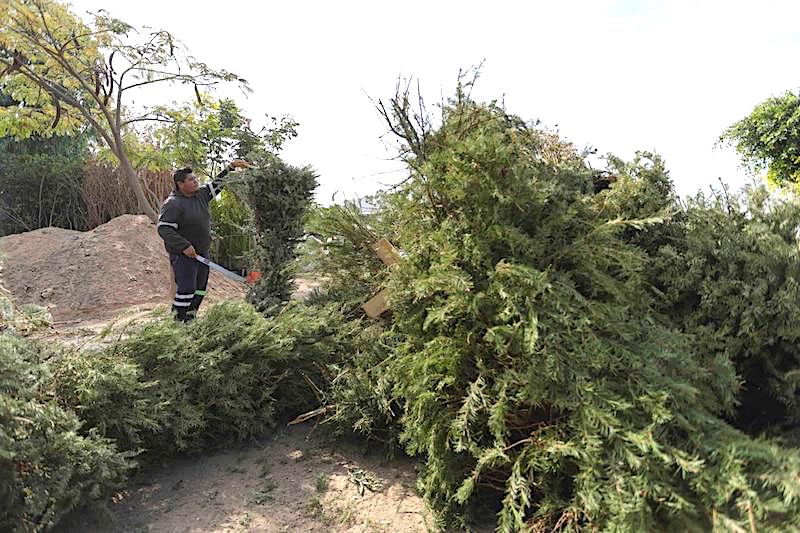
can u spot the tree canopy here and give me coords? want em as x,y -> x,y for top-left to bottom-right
721,90 -> 800,187
0,0 -> 248,220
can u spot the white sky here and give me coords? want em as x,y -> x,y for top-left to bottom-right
67,0 -> 800,204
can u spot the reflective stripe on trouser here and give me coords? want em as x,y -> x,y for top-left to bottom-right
170,253 -> 210,321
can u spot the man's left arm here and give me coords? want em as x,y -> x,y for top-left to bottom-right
203,159 -> 252,201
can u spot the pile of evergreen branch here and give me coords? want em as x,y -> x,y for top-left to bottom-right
309,88 -> 800,530
50,302 -> 353,455
2,301 -> 357,531
598,154 -> 800,439
6,83 -> 800,532
0,335 -> 130,531
653,187 -> 800,437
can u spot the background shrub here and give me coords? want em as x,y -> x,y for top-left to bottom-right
0,135 -> 88,236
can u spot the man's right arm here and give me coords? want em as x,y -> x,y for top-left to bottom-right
157,199 -> 192,254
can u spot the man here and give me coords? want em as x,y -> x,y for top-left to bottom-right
157,159 -> 250,321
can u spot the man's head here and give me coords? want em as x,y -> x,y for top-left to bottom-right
173,167 -> 199,195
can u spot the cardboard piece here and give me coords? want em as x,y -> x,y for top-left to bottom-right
361,239 -> 403,319
363,288 -> 390,319
371,238 -> 401,266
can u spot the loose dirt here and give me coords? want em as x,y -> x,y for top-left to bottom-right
0,215 -> 244,321
55,424 -> 435,533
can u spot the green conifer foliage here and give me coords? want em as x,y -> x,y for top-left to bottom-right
598,157 -> 800,438
240,151 -> 318,314
0,335 -> 129,532
302,197 -> 399,308
296,199 -> 405,445
377,94 -> 800,530
649,187 -> 800,436
49,302 -> 353,456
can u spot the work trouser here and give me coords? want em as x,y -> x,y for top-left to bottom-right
170,253 -> 209,322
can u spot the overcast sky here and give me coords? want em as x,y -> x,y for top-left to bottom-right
67,0 -> 800,204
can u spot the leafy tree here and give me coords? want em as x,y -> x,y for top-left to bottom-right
720,91 -> 800,186
96,96 -> 286,177
114,97 -> 298,270
91,96 -> 301,270
0,0 -> 248,221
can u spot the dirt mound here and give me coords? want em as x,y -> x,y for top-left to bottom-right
0,215 -> 244,321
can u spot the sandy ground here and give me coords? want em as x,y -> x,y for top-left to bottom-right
54,424 -> 435,533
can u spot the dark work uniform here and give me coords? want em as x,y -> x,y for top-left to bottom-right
157,168 -> 229,321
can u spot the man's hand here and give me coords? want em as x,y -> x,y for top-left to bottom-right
182,245 -> 197,258
228,159 -> 252,170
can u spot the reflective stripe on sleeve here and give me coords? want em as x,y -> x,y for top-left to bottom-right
173,300 -> 192,307
158,221 -> 178,229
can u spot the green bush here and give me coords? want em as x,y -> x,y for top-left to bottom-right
0,335 -> 129,532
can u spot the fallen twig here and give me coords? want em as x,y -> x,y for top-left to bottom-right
288,405 -> 335,425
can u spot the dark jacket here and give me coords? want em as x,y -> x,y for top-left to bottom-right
157,168 -> 230,255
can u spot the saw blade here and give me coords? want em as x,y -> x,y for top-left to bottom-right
195,255 -> 247,284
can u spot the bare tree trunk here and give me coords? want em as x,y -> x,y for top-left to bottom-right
117,149 -> 159,223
